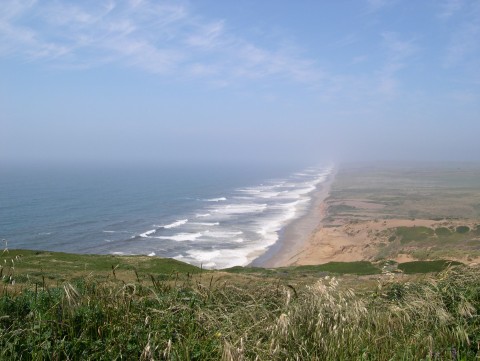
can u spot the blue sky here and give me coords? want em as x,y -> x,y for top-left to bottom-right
1,0 -> 479,165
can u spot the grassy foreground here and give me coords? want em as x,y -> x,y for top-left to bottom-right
1,250 -> 479,360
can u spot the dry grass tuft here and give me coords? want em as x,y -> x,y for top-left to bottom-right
0,247 -> 479,360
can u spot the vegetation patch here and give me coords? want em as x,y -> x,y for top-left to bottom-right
0,262 -> 479,360
293,261 -> 381,275
223,266 -> 277,276
398,260 -> 463,274
435,227 -> 451,236
225,262 -> 381,276
410,249 -> 431,260
1,249 -> 480,359
395,226 -> 434,243
456,225 -> 470,234
474,224 -> 480,236
328,204 -> 358,215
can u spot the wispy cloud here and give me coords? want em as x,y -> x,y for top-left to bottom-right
351,55 -> 368,65
444,23 -> 480,66
333,33 -> 358,47
0,0 -> 70,59
375,32 -> 418,96
366,0 -> 397,12
185,20 -> 225,49
0,0 -> 321,86
437,0 -> 464,19
443,1 -> 480,70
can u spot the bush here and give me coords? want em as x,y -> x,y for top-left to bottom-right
456,226 -> 470,234
435,227 -> 451,236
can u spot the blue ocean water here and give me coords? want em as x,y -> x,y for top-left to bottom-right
0,163 -> 332,269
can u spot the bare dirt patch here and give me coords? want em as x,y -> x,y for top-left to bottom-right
292,163 -> 480,266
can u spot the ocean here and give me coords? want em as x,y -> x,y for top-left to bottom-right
0,163 -> 332,269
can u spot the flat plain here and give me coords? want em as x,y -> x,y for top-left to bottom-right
294,162 -> 480,266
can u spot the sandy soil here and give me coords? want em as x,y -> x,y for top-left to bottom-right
262,164 -> 480,268
290,218 -> 468,265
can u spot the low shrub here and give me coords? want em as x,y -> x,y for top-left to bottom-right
396,226 -> 434,243
398,260 -> 463,274
435,227 -> 451,236
456,226 -> 470,234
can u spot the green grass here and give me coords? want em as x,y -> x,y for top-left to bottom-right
1,261 -> 479,360
397,260 -> 464,274
4,249 -> 201,273
293,261 -> 381,275
435,227 -> 451,236
224,261 -> 382,276
0,249 -> 202,286
2,250 -> 480,359
222,266 -> 277,275
395,226 -> 434,243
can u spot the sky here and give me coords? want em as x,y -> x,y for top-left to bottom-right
1,0 -> 479,166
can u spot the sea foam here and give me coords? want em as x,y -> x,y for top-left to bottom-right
154,232 -> 204,242
139,229 -> 156,238
213,203 -> 267,215
162,219 -> 188,229
203,197 -> 227,202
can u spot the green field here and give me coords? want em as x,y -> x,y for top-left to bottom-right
289,261 -> 382,275
397,260 -> 464,274
395,226 -> 434,243
1,250 -> 479,360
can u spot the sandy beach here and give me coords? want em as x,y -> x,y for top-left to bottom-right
252,170 -> 335,267
256,163 -> 480,268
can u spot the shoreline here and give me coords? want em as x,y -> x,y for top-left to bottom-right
250,170 -> 335,268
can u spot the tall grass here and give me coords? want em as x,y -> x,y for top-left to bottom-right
1,256 -> 479,360
265,270 -> 479,360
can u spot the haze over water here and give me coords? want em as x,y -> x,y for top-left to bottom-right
1,163 -> 331,268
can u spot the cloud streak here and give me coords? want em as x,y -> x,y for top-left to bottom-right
365,0 -> 398,12
0,0 -> 321,86
1,0 -> 476,107
437,0 -> 464,19
443,1 -> 480,72
371,32 -> 418,97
